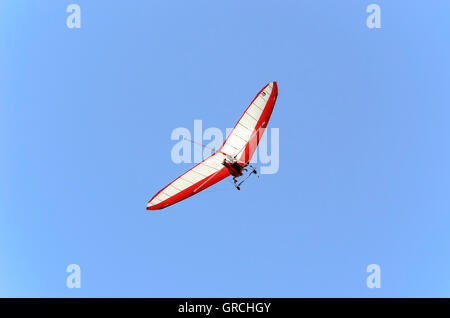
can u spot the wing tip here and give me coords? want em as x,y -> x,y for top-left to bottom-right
270,81 -> 278,90
146,201 -> 160,210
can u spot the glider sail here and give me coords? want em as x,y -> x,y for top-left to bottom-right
146,152 -> 230,210
147,81 -> 278,210
220,81 -> 277,164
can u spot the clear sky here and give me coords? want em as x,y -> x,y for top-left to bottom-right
1,0 -> 450,297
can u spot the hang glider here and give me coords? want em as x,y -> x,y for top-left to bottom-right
146,81 -> 278,210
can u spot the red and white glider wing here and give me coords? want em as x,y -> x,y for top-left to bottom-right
146,81 -> 278,211
220,81 -> 278,163
146,152 -> 229,210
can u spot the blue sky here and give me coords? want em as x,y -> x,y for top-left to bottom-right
1,0 -> 450,297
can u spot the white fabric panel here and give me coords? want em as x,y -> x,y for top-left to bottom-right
163,185 -> 178,196
148,152 -> 226,207
246,104 -> 263,119
221,144 -> 238,156
193,164 -> 216,176
171,178 -> 192,191
157,191 -> 170,201
204,153 -> 225,168
190,168 -> 208,178
221,82 -> 274,158
240,112 -> 258,128
232,125 -> 252,141
253,96 -> 265,110
182,170 -> 204,184
151,197 -> 161,204
225,134 -> 247,152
